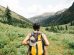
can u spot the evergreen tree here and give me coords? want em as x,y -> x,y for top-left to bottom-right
65,25 -> 68,30
70,21 -> 73,26
57,25 -> 60,30
4,6 -> 12,24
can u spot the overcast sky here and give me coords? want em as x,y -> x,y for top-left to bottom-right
0,0 -> 74,18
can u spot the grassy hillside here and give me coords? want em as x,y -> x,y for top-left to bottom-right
0,22 -> 32,55
0,5 -> 32,28
0,22 -> 74,55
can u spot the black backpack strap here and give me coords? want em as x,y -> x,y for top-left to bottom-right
28,45 -> 32,55
28,32 -> 34,55
41,34 -> 45,55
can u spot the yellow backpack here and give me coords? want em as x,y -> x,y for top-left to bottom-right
29,32 -> 45,55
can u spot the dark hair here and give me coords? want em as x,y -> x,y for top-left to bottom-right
33,23 -> 40,31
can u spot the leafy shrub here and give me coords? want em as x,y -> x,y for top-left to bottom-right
0,35 -> 10,48
68,41 -> 74,49
2,46 -> 10,55
50,26 -> 58,32
69,30 -> 74,34
14,41 -> 22,48
65,25 -> 68,30
18,33 -> 25,37
57,25 -> 60,30
19,46 -> 28,55
45,27 -> 49,31
69,49 -> 74,55
2,45 -> 17,55
0,43 -> 4,48
59,26 -> 64,30
7,32 -> 17,41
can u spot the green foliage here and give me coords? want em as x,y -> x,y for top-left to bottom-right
45,27 -> 49,31
0,22 -> 33,55
68,41 -> 74,49
57,25 -> 60,30
65,25 -> 68,30
70,21 -> 74,26
0,6 -> 32,28
50,25 -> 58,32
69,30 -> 74,34
0,20 -> 74,55
59,26 -> 64,30
18,33 -> 25,37
4,6 -> 12,24
70,21 -> 73,26
2,45 -> 17,55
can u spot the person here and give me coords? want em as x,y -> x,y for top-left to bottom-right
22,23 -> 49,55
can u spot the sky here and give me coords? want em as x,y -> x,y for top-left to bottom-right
0,0 -> 74,18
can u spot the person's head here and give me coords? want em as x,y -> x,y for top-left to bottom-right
33,23 -> 40,31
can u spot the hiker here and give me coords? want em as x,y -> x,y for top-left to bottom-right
22,23 -> 49,55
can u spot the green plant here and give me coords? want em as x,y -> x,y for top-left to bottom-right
65,25 -> 68,30
4,6 -> 12,24
45,27 -> 49,31
68,41 -> 74,49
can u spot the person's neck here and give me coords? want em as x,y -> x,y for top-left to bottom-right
34,30 -> 39,32
34,30 -> 41,33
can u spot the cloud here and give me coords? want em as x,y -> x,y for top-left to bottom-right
24,5 -> 46,17
25,4 -> 65,17
0,0 -> 19,8
0,0 -> 20,13
0,0 -> 26,17
0,0 -> 74,18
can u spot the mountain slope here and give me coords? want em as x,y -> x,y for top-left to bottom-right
29,12 -> 54,26
0,5 -> 32,28
29,2 -> 74,26
53,2 -> 74,25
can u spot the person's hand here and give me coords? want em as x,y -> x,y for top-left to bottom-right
27,40 -> 29,45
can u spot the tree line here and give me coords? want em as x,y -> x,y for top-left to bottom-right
0,6 -> 32,28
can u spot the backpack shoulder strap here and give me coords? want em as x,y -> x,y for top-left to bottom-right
38,33 -> 42,41
31,32 -> 34,36
29,32 -> 34,38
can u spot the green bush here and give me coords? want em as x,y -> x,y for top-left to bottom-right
59,26 -> 64,30
2,45 -> 17,55
69,30 -> 74,34
50,26 -> 58,32
45,27 -> 49,31
69,49 -> 74,55
18,33 -> 25,37
68,41 -> 74,49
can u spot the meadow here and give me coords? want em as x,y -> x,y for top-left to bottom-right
0,22 -> 74,55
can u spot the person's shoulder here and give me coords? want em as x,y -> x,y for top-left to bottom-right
41,33 -> 46,37
28,31 -> 34,34
27,33 -> 32,36
29,31 -> 35,36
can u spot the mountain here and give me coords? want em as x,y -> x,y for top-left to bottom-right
29,12 -> 55,26
53,2 -> 74,25
29,2 -> 74,26
0,5 -> 32,28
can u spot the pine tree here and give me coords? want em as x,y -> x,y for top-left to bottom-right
57,25 -> 60,30
4,6 -> 12,24
70,21 -> 73,26
65,25 -> 68,30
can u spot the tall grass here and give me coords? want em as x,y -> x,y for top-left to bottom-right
0,22 -> 74,55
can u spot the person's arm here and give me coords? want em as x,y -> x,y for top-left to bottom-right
44,46 -> 48,55
21,33 -> 31,45
42,33 -> 49,46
